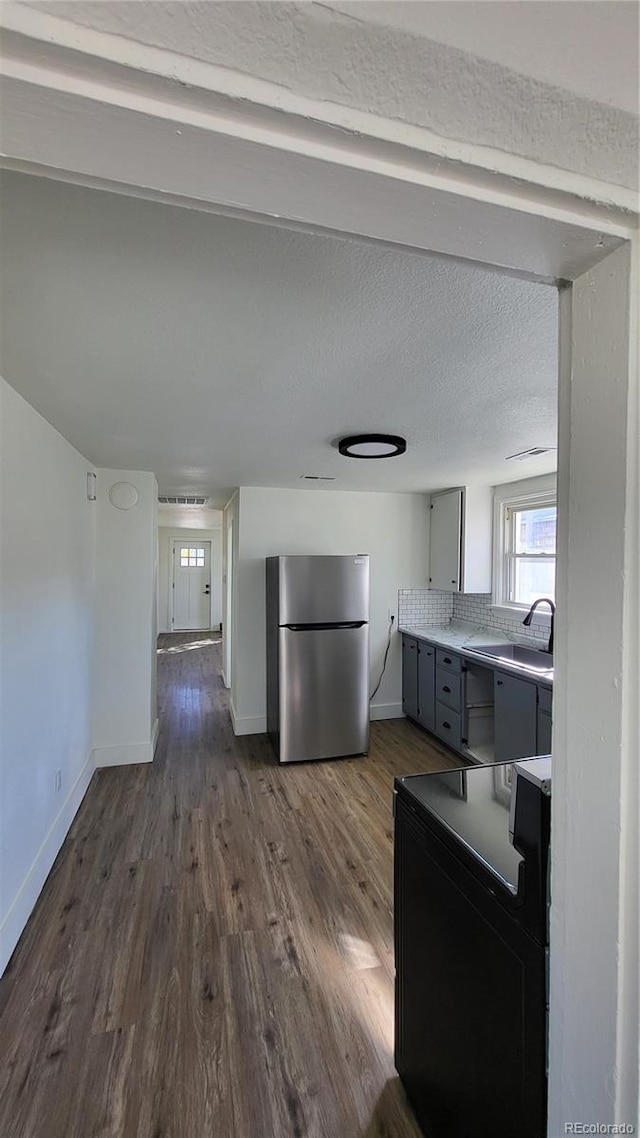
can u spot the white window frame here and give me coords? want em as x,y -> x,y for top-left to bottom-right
492,474 -> 557,623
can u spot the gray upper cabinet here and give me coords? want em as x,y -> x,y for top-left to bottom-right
402,636 -> 419,720
494,671 -> 538,762
428,487 -> 493,593
416,642 -> 436,731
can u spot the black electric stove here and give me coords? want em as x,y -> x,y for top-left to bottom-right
394,758 -> 551,1138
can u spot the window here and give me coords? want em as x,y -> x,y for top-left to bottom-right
505,503 -> 556,606
180,547 -> 205,568
494,480 -> 557,610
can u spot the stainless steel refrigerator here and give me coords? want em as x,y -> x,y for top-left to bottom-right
266,555 -> 370,763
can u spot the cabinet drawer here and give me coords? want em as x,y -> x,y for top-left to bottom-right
538,686 -> 552,714
436,648 -> 462,675
434,701 -> 462,751
435,669 -> 462,712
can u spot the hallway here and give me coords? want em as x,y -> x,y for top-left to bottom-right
1,633 -> 458,1138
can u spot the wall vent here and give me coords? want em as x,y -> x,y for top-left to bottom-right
300,475 -> 336,481
505,447 -> 556,462
158,495 -> 209,505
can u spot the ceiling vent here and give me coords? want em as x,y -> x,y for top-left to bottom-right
300,475 -> 336,481
158,495 -> 209,505
505,447 -> 556,462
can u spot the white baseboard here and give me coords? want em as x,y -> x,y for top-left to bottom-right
370,701 -> 404,721
92,719 -> 159,768
0,752 -> 94,975
229,698 -> 266,736
228,700 -> 404,735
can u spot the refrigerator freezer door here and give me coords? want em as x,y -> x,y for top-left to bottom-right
279,624 -> 370,762
278,555 -> 369,626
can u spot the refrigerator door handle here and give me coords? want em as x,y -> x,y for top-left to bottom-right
285,621 -> 367,631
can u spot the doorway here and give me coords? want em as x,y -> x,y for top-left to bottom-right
223,518 -> 234,688
172,539 -> 212,630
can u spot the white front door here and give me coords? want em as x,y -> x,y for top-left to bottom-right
172,540 -> 211,630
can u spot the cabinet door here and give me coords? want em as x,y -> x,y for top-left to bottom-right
417,643 -> 435,731
402,636 -> 419,720
537,710 -> 552,756
494,672 -> 538,762
429,490 -> 462,591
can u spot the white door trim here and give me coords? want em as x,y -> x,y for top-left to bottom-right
550,244 -> 639,1129
223,517 -> 234,690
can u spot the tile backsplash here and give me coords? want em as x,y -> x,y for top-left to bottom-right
452,594 -> 548,643
398,589 -> 453,627
399,589 -> 549,645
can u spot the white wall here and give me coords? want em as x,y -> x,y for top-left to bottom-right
0,379 -> 96,973
91,470 -> 158,768
157,505 -> 223,530
230,486 -> 429,734
0,396 -> 160,971
157,527 -> 222,634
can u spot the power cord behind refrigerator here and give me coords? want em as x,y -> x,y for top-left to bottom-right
370,614 -> 395,701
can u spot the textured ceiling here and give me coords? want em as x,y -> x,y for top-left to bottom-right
0,173 -> 558,500
326,1 -> 640,114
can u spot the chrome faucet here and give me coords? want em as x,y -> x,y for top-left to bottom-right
522,597 -> 555,655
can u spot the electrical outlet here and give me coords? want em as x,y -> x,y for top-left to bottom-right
388,608 -> 396,622
54,769 -> 62,794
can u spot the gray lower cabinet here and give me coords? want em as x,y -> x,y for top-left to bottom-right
537,710 -> 552,755
402,635 -> 436,729
402,636 -> 419,720
494,672 -> 538,762
416,642 -> 435,731
537,686 -> 553,754
402,635 -> 552,763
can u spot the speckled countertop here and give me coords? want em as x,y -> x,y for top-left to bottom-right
399,620 -> 554,684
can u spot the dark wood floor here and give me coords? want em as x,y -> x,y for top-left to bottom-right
0,632 -> 461,1138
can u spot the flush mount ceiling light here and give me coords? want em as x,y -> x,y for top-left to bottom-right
338,434 -> 407,459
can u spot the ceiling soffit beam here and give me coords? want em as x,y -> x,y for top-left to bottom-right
0,11 -> 637,284
1,4 -> 637,216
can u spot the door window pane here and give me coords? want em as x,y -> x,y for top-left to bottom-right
179,546 -> 206,568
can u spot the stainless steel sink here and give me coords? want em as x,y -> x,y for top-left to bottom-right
468,643 -> 553,673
